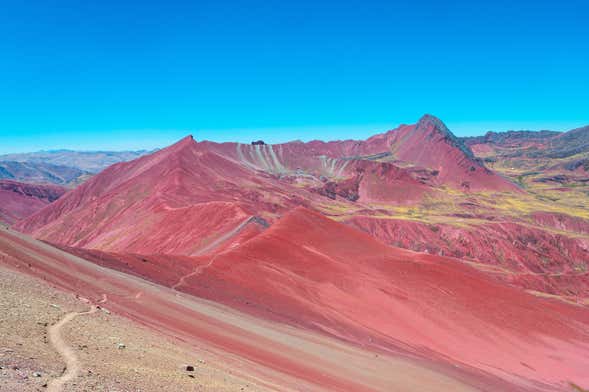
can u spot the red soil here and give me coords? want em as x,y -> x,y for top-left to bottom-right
16,137 -> 286,255
162,208 -> 589,391
531,211 -> 589,235
346,215 -> 589,297
8,205 -> 589,390
0,180 -> 67,225
1,227 -> 504,392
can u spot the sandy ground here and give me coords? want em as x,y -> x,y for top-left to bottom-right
0,265 -> 269,391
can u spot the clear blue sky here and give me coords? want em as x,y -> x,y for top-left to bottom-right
1,0 -> 588,153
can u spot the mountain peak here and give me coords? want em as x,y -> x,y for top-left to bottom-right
415,114 -> 453,138
159,135 -> 197,156
414,114 -> 474,159
416,114 -> 446,129
176,135 -> 196,145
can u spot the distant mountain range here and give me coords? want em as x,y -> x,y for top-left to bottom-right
0,149 -> 152,186
0,161 -> 90,187
0,149 -> 152,172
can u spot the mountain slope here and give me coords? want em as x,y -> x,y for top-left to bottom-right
15,136 -> 301,254
14,119 -> 587,301
181,207 -> 589,390
66,206 -> 589,391
0,160 -> 89,186
0,180 -> 67,224
16,129 -> 443,254
201,114 -> 516,192
1,227 -> 493,392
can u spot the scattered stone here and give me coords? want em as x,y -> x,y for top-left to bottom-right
33,371 -> 42,377
50,304 -> 60,309
117,343 -> 126,349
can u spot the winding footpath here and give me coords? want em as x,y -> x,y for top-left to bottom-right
46,295 -> 106,392
172,253 -> 219,290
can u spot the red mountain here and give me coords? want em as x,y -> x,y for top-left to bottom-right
15,116 -> 586,302
16,115 -> 517,254
7,116 -> 589,390
180,207 -> 589,390
16,136 -> 285,255
0,180 -> 67,225
24,207 -> 589,391
201,114 -> 517,191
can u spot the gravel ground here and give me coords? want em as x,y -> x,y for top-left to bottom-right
0,265 -> 268,391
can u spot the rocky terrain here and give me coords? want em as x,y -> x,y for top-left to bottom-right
0,263 -> 270,391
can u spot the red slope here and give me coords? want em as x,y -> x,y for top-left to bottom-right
15,136 -> 287,255
15,132 -> 432,254
346,215 -> 589,298
0,180 -> 67,225
199,114 -> 515,192
1,227 -> 499,392
385,115 -> 518,191
175,207 -> 589,391
16,115 -> 516,253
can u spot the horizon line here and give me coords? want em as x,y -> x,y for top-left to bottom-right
1,119 -> 587,155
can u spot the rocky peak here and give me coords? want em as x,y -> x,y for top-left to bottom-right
414,114 -> 475,159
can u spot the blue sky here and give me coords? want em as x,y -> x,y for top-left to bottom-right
1,0 -> 588,153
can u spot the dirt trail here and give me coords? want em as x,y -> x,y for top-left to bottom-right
172,253 -> 219,290
46,296 -> 106,392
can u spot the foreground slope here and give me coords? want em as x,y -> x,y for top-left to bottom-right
0,265 -> 267,392
37,208 -> 589,391
0,226 -> 489,392
174,207 -> 589,391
